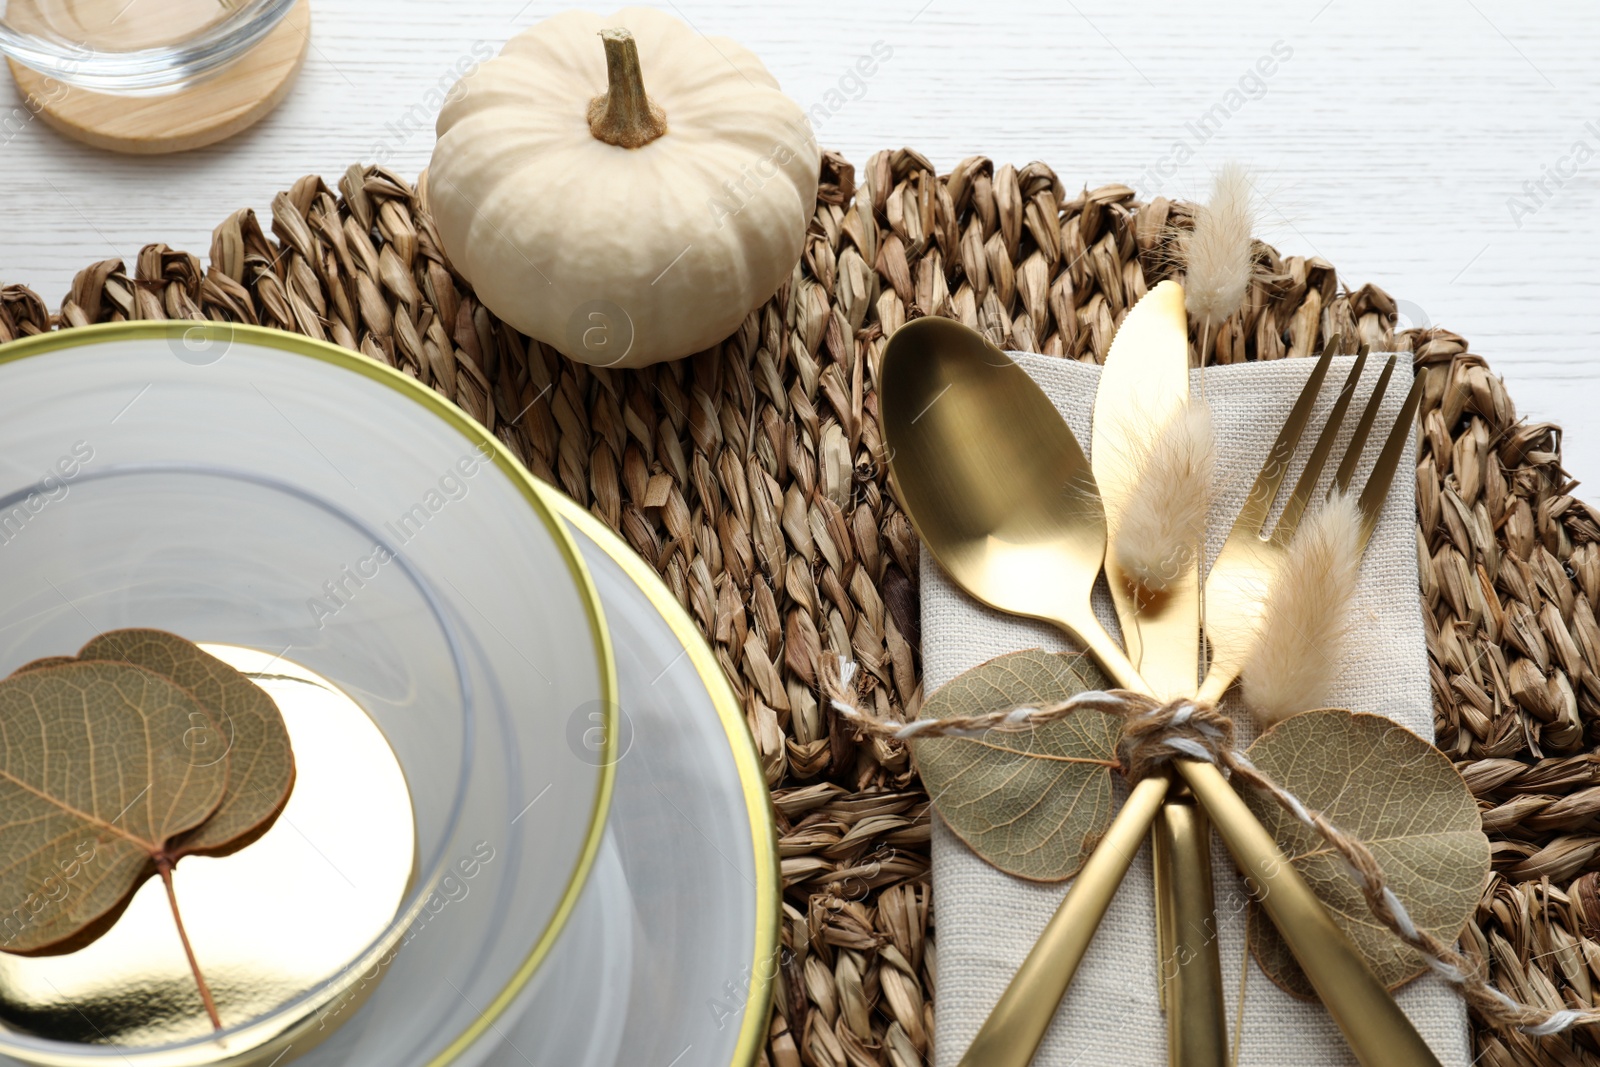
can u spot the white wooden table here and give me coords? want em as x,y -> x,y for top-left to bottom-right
2,0 -> 1596,497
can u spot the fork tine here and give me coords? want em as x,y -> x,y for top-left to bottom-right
1273,348 -> 1368,542
1331,354 -> 1398,496
1235,332 -> 1341,535
1354,364 -> 1426,544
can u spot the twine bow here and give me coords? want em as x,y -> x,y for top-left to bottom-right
826,657 -> 1599,1037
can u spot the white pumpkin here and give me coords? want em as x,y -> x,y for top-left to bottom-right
429,8 -> 820,368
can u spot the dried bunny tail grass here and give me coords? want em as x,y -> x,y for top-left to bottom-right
1180,162 -> 1256,332
1242,492 -> 1364,727
1114,402 -> 1215,592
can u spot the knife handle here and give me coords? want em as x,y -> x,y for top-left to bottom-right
1176,760 -> 1443,1067
955,775 -> 1169,1067
1153,814 -> 1174,1010
1064,608 -> 1233,1066
1158,793 -> 1229,1067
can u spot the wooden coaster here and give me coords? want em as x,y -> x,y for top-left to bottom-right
7,0 -> 311,155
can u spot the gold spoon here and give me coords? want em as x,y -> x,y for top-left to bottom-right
881,317 -> 1183,1067
880,317 -> 1443,1067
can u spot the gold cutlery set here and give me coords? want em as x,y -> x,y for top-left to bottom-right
879,280 -> 1431,1067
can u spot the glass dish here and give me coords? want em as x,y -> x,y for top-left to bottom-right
0,324 -> 616,1067
0,0 -> 297,93
0,466 -> 472,1066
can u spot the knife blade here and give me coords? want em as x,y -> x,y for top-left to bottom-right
1092,279 -> 1197,692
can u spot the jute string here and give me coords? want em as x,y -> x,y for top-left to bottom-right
825,658 -> 1597,1037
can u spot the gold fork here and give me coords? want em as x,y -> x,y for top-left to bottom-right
1196,342 -> 1425,705
1171,338 -> 1438,1067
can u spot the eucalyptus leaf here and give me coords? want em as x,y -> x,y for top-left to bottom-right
911,649 -> 1122,882
13,656 -> 75,674
1239,709 -> 1489,997
0,633 -> 298,1030
78,630 -> 295,858
0,662 -> 228,954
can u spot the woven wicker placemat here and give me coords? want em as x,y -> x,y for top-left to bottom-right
4,149 -> 1598,1067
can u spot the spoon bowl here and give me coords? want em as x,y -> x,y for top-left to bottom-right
880,316 -> 1138,687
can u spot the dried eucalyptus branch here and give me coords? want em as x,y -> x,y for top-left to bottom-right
825,656 -> 1595,1036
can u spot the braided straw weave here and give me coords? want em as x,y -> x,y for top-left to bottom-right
4,149 -> 1599,1067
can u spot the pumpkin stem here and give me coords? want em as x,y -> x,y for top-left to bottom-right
588,28 -> 667,149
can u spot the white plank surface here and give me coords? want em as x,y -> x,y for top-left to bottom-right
2,0 -> 1597,497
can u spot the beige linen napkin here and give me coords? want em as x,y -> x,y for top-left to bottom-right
923,353 -> 1469,1067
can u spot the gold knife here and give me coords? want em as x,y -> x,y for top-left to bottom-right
1092,280 -> 1200,698
1092,279 -> 1226,1066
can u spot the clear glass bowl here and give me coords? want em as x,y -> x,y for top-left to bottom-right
0,324 -> 617,1067
0,0 -> 296,93
0,465 -> 474,1066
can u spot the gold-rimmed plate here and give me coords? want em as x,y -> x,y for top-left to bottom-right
476,489 -> 779,1067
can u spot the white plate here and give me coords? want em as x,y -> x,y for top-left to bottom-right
0,324 -> 617,1067
468,492 -> 778,1067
